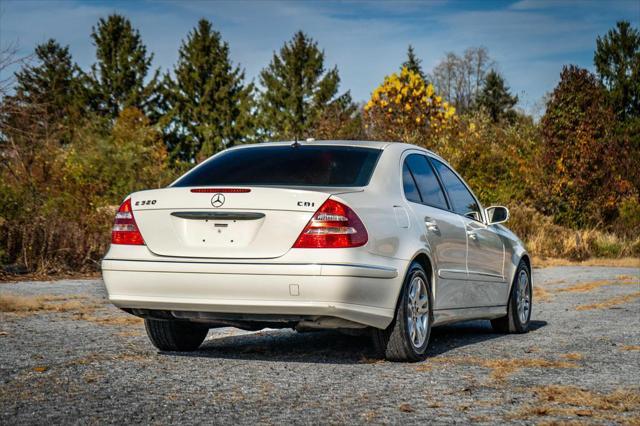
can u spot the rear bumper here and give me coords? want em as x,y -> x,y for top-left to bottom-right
101,259 -> 403,329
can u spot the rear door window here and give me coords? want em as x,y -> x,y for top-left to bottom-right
404,154 -> 449,210
173,145 -> 381,187
430,158 -> 482,221
402,162 -> 422,203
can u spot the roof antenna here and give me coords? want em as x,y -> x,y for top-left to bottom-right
291,135 -> 301,148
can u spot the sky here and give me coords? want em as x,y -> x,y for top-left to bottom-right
1,0 -> 638,114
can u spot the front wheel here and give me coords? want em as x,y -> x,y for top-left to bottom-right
145,319 -> 209,351
491,260 -> 532,333
372,262 -> 432,362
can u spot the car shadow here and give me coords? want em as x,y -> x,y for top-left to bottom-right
162,320 -> 548,364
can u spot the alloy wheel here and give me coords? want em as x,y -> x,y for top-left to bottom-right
406,275 -> 429,348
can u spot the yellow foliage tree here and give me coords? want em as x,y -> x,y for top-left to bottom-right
363,67 -> 456,145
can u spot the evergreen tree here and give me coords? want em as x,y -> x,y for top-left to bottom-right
476,70 -> 518,122
258,31 -> 344,139
10,39 -> 87,143
594,20 -> 640,120
89,14 -> 159,119
163,19 -> 254,162
402,45 -> 426,81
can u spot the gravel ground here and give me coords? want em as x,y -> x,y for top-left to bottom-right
1,266 -> 639,425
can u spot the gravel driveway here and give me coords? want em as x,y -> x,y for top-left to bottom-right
1,266 -> 639,425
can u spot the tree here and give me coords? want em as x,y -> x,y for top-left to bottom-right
430,47 -> 493,112
89,14 -> 159,119
540,65 -> 633,227
476,70 -> 518,123
402,45 -> 426,81
14,40 -> 86,116
258,31 -> 345,139
163,19 -> 254,162
311,92 -> 365,140
594,21 -> 640,120
363,67 -> 456,146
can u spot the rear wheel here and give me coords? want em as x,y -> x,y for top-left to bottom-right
491,260 -> 532,333
372,262 -> 432,362
144,319 -> 209,351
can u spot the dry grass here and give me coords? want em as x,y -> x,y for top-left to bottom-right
0,293 -> 101,314
555,278 -> 639,293
423,356 -> 577,382
560,353 -> 584,361
509,206 -> 640,261
510,385 -> 640,423
576,291 -> 640,311
534,286 -> 553,302
359,356 -> 385,365
532,256 -> 640,268
621,345 -> 640,351
77,314 -> 143,326
398,403 -> 415,413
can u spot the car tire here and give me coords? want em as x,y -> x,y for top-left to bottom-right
144,319 -> 209,351
491,259 -> 532,333
372,262 -> 432,362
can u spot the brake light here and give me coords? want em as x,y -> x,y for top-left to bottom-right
111,198 -> 145,245
190,188 -> 251,193
293,199 -> 368,248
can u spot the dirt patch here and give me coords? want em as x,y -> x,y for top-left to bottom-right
576,291 -> 640,311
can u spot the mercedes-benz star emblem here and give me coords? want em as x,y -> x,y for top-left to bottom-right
211,193 -> 225,208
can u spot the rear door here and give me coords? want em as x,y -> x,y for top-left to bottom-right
131,144 -> 381,259
402,153 -> 469,310
429,158 -> 507,307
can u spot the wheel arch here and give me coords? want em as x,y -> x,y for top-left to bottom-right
508,250 -> 532,294
394,250 -> 436,321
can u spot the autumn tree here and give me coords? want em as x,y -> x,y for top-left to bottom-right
594,20 -> 640,120
540,66 -> 633,227
258,31 -> 348,139
311,92 -> 365,140
163,19 -> 254,162
363,67 -> 456,146
476,70 -> 518,123
89,14 -> 160,119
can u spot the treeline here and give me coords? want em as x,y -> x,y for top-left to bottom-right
0,16 -> 638,275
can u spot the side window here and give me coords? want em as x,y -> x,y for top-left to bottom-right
405,154 -> 448,210
430,158 -> 482,221
402,163 -> 422,203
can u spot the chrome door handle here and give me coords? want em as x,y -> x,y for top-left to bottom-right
467,231 -> 478,240
424,218 -> 439,232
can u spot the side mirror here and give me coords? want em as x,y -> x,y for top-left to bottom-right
486,206 -> 509,225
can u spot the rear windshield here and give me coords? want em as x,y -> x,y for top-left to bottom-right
173,145 -> 381,187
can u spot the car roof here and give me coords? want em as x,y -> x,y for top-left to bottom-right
226,140 -> 442,159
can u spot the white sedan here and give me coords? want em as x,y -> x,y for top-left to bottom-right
102,140 -> 532,361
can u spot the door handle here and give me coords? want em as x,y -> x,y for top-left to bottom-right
467,230 -> 478,240
424,217 -> 439,232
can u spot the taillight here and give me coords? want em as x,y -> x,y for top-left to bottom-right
293,199 -> 368,248
111,198 -> 145,245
